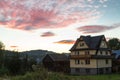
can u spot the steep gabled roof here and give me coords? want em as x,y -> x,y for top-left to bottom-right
70,35 -> 105,51
46,54 -> 69,61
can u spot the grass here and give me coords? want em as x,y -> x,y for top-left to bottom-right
10,72 -> 120,80
1,67 -> 120,80
69,74 -> 120,80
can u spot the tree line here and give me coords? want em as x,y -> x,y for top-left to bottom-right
0,41 -> 37,76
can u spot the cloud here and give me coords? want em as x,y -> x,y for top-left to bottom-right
0,0 -> 108,30
41,32 -> 55,37
10,46 -> 18,48
77,24 -> 120,33
54,40 -> 75,44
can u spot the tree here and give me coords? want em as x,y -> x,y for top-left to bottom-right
108,38 -> 120,50
0,41 -> 5,68
0,41 -> 5,50
6,51 -> 22,75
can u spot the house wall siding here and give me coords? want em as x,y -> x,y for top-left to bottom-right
71,67 -> 111,75
71,68 -> 97,75
71,50 -> 96,55
97,59 -> 112,68
100,40 -> 107,48
76,41 -> 88,49
97,51 -> 110,55
70,59 -> 97,68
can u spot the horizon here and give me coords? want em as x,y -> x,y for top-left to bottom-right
0,0 -> 120,53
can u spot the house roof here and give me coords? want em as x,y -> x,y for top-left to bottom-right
70,35 -> 106,51
46,54 -> 69,61
112,50 -> 120,59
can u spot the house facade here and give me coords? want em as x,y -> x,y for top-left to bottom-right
70,35 -> 113,75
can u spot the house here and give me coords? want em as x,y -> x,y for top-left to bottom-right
112,50 -> 120,73
42,54 -> 70,73
69,35 -> 113,75
112,50 -> 120,59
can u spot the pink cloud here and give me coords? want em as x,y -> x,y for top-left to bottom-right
77,24 -> 120,34
10,46 -> 18,48
0,0 -> 108,30
54,40 -> 75,44
41,32 -> 55,37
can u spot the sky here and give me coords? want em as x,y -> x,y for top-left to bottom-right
0,0 -> 120,53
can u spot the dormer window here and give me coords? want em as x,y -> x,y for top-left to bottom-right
102,43 -> 105,46
80,43 -> 84,46
101,42 -> 105,47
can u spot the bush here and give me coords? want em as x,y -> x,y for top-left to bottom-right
47,72 -> 70,80
11,66 -> 48,80
0,67 -> 9,76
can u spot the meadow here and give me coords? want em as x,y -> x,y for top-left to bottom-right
1,67 -> 120,80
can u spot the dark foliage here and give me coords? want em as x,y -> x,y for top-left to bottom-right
108,38 -> 120,50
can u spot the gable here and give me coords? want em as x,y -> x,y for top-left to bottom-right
100,37 -> 108,48
42,55 -> 53,62
70,35 -> 107,51
76,40 -> 89,49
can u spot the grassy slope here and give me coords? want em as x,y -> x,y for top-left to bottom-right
11,73 -> 120,80
69,74 -> 120,80
1,67 -> 120,80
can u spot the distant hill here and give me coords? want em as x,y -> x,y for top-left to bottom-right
3,49 -> 67,63
20,50 -> 58,62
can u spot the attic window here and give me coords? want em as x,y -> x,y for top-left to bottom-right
80,43 -> 84,46
101,42 -> 105,47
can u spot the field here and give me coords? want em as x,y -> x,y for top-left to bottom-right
1,71 -> 120,80
70,74 -> 120,80
0,67 -> 120,80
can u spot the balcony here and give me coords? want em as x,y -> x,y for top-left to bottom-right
70,55 -> 91,59
70,55 -> 114,59
91,55 -> 114,59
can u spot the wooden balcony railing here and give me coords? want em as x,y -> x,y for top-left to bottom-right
70,55 -> 113,59
70,55 -> 91,59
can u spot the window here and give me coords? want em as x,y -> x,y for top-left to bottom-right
85,51 -> 89,55
106,51 -> 108,55
106,59 -> 109,64
75,51 -> 79,55
80,43 -> 84,46
101,42 -> 105,47
86,69 -> 90,73
81,61 -> 84,64
100,51 -> 102,55
75,60 -> 80,64
85,59 -> 90,64
99,68 -> 104,74
105,68 -> 109,72
75,68 -> 80,73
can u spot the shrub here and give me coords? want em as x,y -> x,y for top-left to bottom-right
0,67 -> 9,76
11,66 -> 48,80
